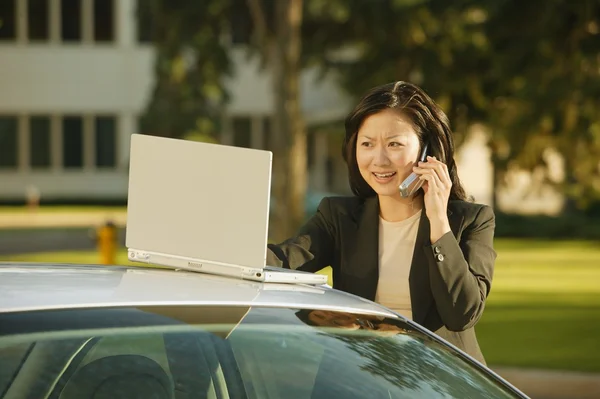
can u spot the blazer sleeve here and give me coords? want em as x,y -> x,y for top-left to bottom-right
424,205 -> 497,331
266,197 -> 336,273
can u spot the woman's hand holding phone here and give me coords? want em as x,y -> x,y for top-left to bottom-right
413,156 -> 452,242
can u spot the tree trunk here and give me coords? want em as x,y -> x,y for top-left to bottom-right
268,0 -> 305,242
247,0 -> 306,243
283,0 -> 307,237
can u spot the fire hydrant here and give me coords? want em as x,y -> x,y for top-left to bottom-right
95,221 -> 117,265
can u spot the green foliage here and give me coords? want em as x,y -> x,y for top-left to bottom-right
482,0 -> 600,209
138,0 -> 600,211
137,0 -> 234,139
494,211 -> 600,240
303,0 -> 600,210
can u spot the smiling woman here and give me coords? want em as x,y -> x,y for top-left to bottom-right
267,81 -> 497,366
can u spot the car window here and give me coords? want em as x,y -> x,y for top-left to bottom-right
0,306 -> 524,399
0,342 -> 34,397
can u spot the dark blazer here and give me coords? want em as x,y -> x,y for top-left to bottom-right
267,195 -> 497,365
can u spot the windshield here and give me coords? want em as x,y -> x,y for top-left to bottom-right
0,306 -> 522,399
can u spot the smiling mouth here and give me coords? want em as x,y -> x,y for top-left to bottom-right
372,172 -> 397,179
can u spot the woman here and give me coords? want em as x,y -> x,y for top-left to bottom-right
267,81 -> 496,365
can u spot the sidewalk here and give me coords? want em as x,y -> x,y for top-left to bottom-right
0,210 -> 128,229
492,367 -> 600,399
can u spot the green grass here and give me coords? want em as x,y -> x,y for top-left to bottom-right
0,206 -> 126,214
476,239 -> 600,373
1,238 -> 599,373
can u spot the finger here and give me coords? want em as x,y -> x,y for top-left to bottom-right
418,170 -> 442,193
420,157 -> 451,187
428,156 -> 451,184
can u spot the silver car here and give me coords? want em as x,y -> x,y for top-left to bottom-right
0,262 -> 529,399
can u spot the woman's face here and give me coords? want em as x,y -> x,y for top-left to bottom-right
355,108 -> 421,198
307,310 -> 361,329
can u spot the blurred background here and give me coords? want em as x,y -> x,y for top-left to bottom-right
0,0 -> 599,397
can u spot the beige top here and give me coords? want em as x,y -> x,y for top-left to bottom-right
375,209 -> 422,320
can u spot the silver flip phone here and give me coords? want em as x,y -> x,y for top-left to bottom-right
399,144 -> 429,198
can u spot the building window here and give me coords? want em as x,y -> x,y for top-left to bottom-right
230,0 -> 252,45
0,0 -> 16,40
30,116 -> 51,169
136,1 -> 154,43
0,116 -> 18,169
62,116 -> 83,168
61,0 -> 82,42
95,116 -> 116,167
232,117 -> 252,148
93,0 -> 113,42
28,0 -> 49,41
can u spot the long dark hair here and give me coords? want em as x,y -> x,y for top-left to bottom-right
342,81 -> 467,201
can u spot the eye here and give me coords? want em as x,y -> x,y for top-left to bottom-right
360,142 -> 373,147
389,142 -> 403,147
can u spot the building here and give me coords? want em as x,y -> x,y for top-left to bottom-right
0,0 -> 351,204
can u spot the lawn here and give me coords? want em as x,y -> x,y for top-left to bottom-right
476,239 -> 600,373
2,238 -> 599,373
0,205 -> 126,213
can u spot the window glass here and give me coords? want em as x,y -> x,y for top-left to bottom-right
0,342 -> 33,396
0,116 -> 18,169
0,0 -> 16,40
28,0 -> 49,41
61,0 -> 81,42
136,1 -> 154,43
93,0 -> 113,42
0,306 -> 522,399
30,116 -> 51,168
62,116 -> 83,168
95,116 -> 116,167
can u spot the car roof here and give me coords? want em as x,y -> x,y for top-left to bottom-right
0,262 -> 398,317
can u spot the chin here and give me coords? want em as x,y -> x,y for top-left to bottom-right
369,183 -> 401,198
376,189 -> 401,198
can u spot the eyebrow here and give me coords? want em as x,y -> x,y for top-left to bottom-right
358,134 -> 403,140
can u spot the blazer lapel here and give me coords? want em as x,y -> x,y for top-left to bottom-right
408,210 -> 432,325
343,196 -> 380,301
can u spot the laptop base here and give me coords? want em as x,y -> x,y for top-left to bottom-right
128,248 -> 328,286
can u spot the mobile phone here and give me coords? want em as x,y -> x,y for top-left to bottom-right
399,143 -> 429,198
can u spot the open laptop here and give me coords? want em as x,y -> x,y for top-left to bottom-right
125,134 -> 327,285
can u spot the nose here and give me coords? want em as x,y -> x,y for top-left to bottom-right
373,146 -> 391,166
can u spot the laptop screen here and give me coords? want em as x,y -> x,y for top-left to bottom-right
125,134 -> 272,268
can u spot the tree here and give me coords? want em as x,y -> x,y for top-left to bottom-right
246,0 -> 307,241
304,0 -> 600,212
137,0 -> 233,140
481,0 -> 600,211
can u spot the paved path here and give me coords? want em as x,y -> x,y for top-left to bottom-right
0,210 -> 127,255
0,210 -> 127,229
0,227 -> 126,255
493,367 -> 600,399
